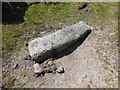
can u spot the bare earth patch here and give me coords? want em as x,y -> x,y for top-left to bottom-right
2,3 -> 118,88
2,19 -> 118,88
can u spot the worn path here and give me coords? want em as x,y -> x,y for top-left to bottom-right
3,18 -> 118,88
2,4 -> 119,88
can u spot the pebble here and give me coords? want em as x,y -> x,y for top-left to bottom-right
24,55 -> 31,60
56,66 -> 64,74
13,63 -> 19,69
44,64 -> 57,73
50,64 -> 57,73
44,67 -> 50,73
25,41 -> 28,46
43,58 -> 53,68
33,63 -> 44,75
48,60 -> 54,67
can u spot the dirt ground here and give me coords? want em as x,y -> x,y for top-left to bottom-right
2,2 -> 119,88
2,17 -> 118,88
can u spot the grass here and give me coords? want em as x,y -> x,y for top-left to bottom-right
2,75 -> 16,88
118,2 -> 120,83
2,2 -> 118,62
20,68 -> 27,77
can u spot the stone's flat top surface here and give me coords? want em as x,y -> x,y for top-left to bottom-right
28,21 -> 92,59
33,63 -> 43,73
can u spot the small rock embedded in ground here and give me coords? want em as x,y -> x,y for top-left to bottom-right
84,9 -> 89,12
44,67 -> 50,73
33,63 -> 44,77
24,55 -> 31,60
56,66 -> 64,74
13,63 -> 19,69
49,64 -> 57,73
43,58 -> 53,68
25,41 -> 29,47
43,59 -> 57,74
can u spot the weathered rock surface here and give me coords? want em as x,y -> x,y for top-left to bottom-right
28,21 -> 92,62
43,59 -> 57,73
33,63 -> 44,74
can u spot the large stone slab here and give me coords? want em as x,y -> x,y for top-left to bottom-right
28,21 -> 92,63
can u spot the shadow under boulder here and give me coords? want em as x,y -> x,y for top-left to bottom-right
54,29 -> 91,59
27,21 -> 92,64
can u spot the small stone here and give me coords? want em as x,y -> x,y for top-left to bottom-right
25,41 -> 28,46
48,60 -> 54,67
53,71 -> 56,74
43,58 -> 54,68
43,64 -> 48,68
13,63 -> 19,69
33,63 -> 44,75
50,64 -> 57,73
44,63 -> 57,73
44,67 -> 50,73
84,9 -> 89,12
56,66 -> 64,74
24,55 -> 31,60
34,73 -> 39,77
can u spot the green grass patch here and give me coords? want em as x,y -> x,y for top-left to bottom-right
3,75 -> 16,88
